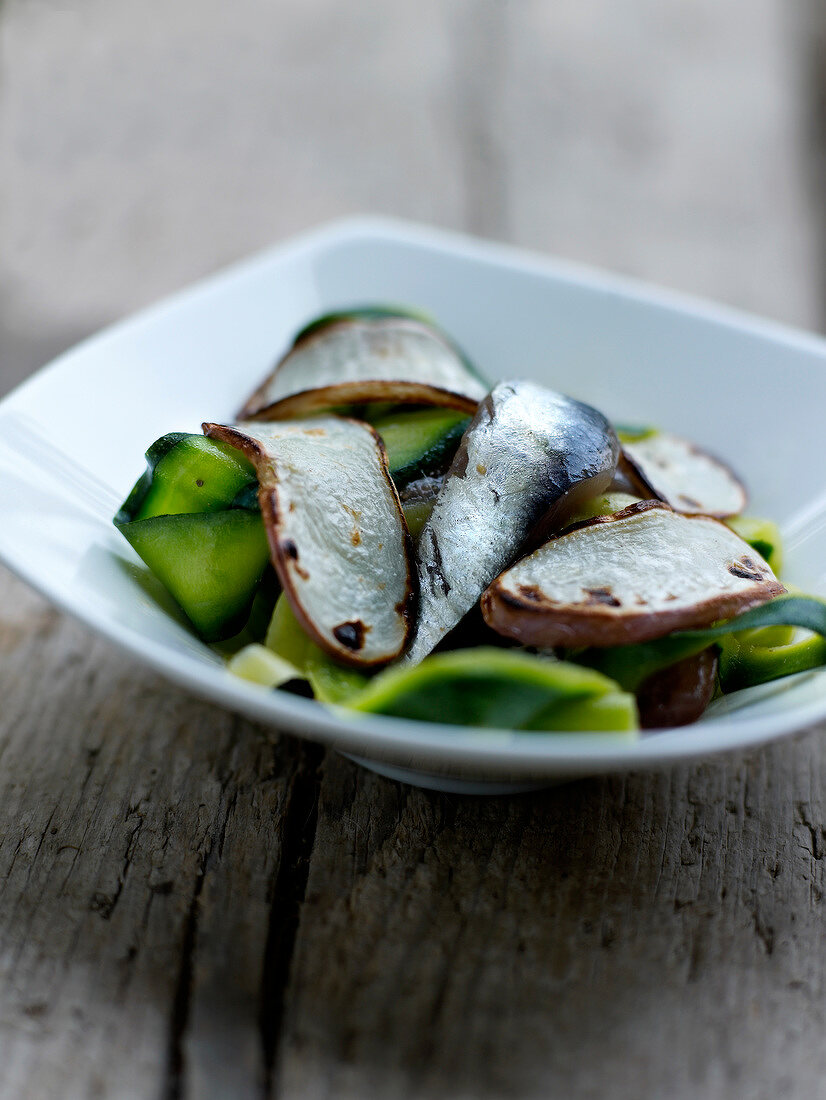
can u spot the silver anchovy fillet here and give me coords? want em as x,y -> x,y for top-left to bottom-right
402,380 -> 619,665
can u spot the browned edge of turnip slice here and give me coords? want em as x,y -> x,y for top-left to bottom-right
204,416 -> 416,668
240,317 -> 487,420
481,501 -> 784,648
621,432 -> 747,517
245,381 -> 479,421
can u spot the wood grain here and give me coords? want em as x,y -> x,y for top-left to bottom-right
1,0 -> 826,1097
278,745 -> 826,1099
0,569 -> 318,1098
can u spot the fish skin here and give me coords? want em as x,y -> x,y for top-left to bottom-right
402,380 -> 619,665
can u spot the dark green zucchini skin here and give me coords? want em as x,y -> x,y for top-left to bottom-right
115,433 -> 258,525
117,510 -> 270,641
372,408 -> 471,490
292,306 -> 432,346
114,432 -> 272,641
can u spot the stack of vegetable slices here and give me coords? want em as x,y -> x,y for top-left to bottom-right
114,307 -> 826,734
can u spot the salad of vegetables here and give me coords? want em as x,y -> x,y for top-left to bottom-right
113,307 -> 826,735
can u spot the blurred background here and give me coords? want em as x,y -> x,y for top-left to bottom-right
1,0 -> 824,389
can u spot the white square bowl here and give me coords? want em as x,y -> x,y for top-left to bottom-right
2,217 -> 825,792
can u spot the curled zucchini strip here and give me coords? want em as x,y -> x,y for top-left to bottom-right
374,408 -> 471,490
204,417 -> 415,668
719,627 -> 826,693
115,433 -> 258,524
114,432 -> 272,642
118,509 -> 271,642
226,594 -> 372,703
584,594 -> 826,693
240,316 -> 487,420
347,647 -> 637,733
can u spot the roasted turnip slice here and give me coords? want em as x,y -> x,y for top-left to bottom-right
402,381 -> 620,664
482,502 -> 784,648
636,648 -> 719,728
203,417 -> 415,667
621,432 -> 747,517
240,316 -> 487,420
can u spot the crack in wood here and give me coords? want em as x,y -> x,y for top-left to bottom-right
165,854 -> 208,1100
751,909 -> 776,957
216,788 -> 238,861
259,743 -> 324,1099
89,817 -> 145,921
795,801 -> 825,861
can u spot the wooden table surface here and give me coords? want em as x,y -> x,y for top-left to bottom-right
2,2 -> 826,1097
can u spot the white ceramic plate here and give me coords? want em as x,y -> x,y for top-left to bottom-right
2,217 -> 825,793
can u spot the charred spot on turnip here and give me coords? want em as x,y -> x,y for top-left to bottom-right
333,620 -> 368,651
728,556 -> 771,582
584,587 -> 621,608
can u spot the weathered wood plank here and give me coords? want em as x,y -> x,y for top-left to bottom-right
180,741 -> 323,1100
0,568 -> 311,1099
277,742 -> 826,1099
